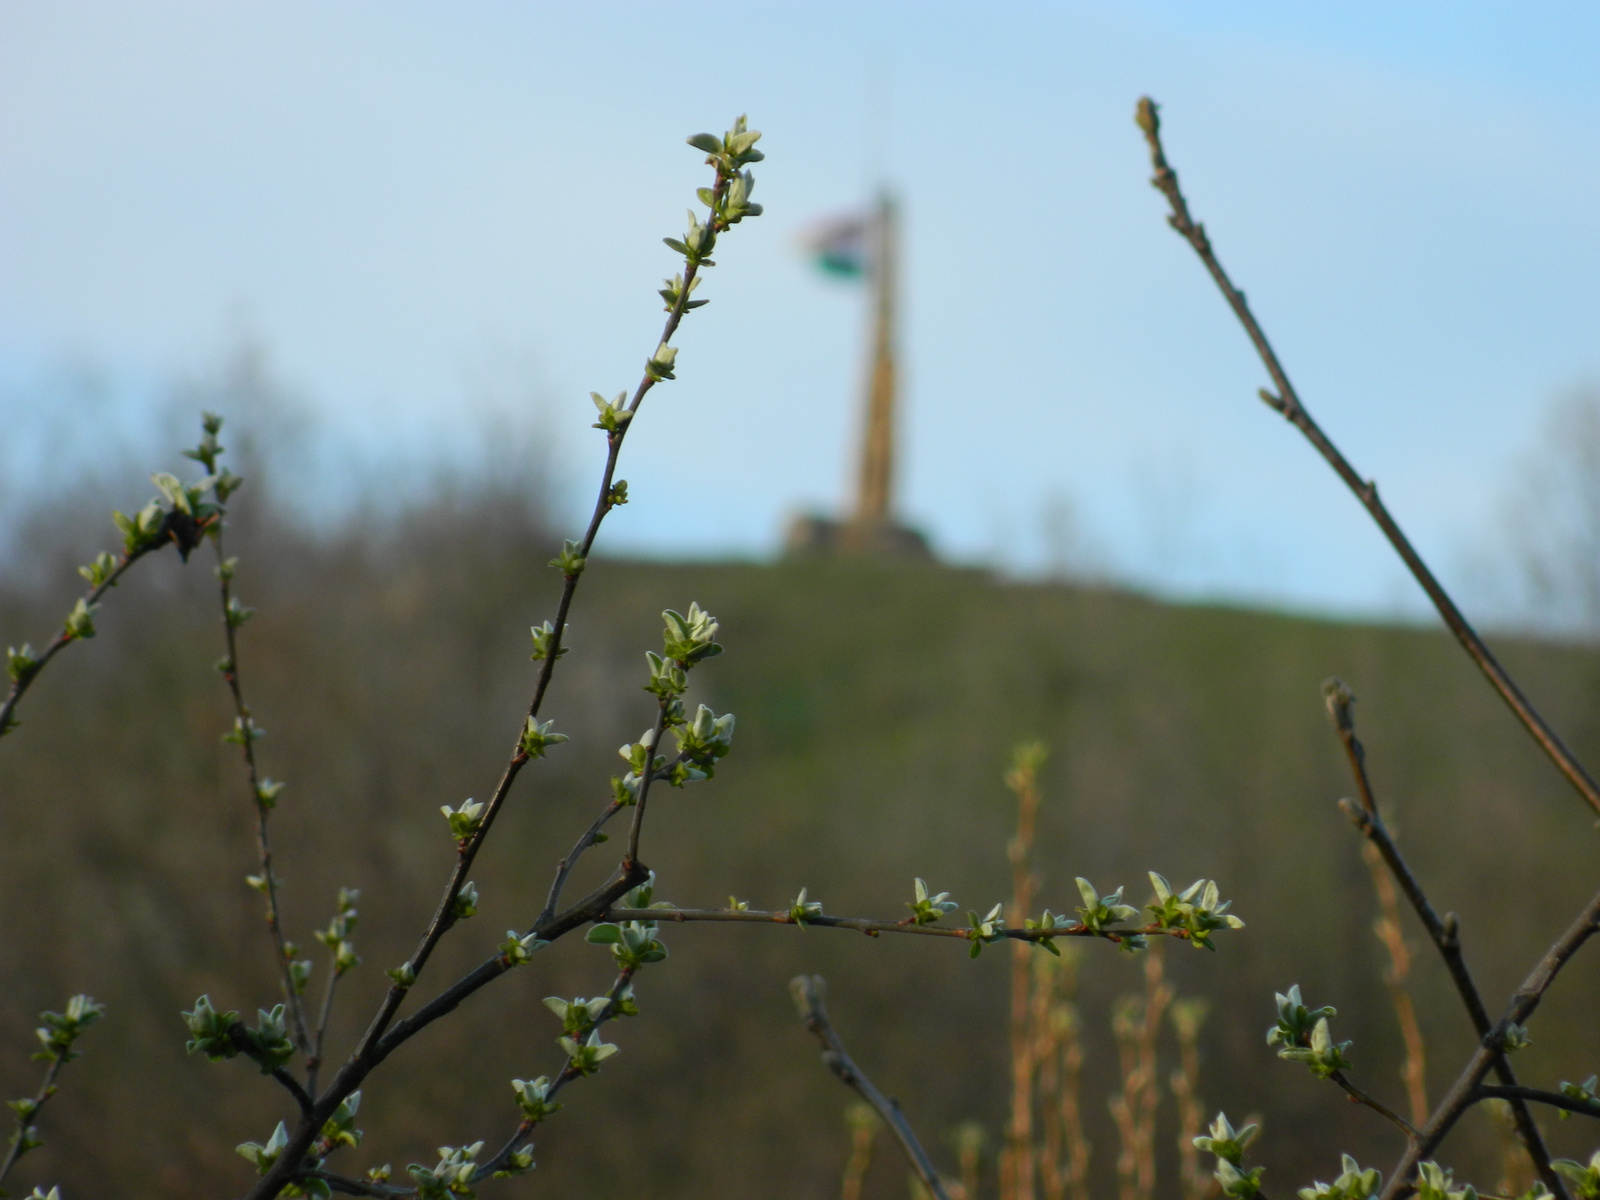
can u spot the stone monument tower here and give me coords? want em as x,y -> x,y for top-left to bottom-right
785,192 -> 931,559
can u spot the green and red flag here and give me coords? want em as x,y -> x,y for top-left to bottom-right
799,212 -> 872,279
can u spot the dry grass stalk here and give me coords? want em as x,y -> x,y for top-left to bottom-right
1054,1000 -> 1092,1200
948,1122 -> 987,1200
842,1102 -> 882,1200
1169,998 -> 1211,1200
1001,743 -> 1047,1200
1034,951 -> 1090,1200
1486,1098 -> 1537,1198
1360,839 -> 1429,1126
1109,946 -> 1171,1200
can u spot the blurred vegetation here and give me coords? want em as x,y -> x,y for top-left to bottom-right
2,462 -> 1599,1200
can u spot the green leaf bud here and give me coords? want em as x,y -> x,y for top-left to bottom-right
182,995 -> 240,1061
518,717 -> 569,759
907,878 -> 959,926
548,539 -> 587,576
529,620 -> 569,661
236,1121 -> 290,1175
441,798 -> 485,840
63,598 -> 99,641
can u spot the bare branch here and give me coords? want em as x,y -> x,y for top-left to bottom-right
337,157 -> 745,1088
292,1169 -> 411,1198
270,1066 -> 314,1116
212,528 -> 312,1056
1381,883 -> 1600,1199
623,704 -> 674,869
243,863 -> 645,1200
1324,682 -> 1566,1198
1478,1085 -> 1600,1120
1135,95 -> 1600,821
0,1056 -> 64,1190
539,800 -> 626,926
0,542 -> 161,741
472,966 -> 639,1182
306,957 -> 343,1098
790,975 -> 952,1200
1329,1070 -> 1418,1141
606,905 -> 1197,949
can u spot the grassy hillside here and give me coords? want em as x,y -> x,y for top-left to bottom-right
2,513 -> 1598,1199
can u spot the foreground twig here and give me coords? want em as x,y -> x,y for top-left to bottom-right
0,1057 -> 65,1190
605,905 -> 1204,947
306,965 -> 342,1099
213,524 -> 312,1056
0,995 -> 103,1193
1328,1070 -> 1418,1140
243,119 -> 765,1200
1135,95 -> 1600,821
540,800 -> 626,926
465,966 -> 639,1183
791,975 -> 953,1200
1,544 -> 162,740
1381,882 -> 1600,1199
1477,1085 -> 1600,1120
1323,681 -> 1565,1197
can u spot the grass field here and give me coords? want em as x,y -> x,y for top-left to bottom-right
3,516 -> 1598,1198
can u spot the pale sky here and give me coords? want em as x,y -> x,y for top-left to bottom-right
2,2 -> 1598,618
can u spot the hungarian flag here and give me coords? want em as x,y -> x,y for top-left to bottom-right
799,211 -> 873,279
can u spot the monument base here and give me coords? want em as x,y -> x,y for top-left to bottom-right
782,513 -> 934,561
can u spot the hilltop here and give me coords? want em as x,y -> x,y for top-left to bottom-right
2,540 -> 1598,1198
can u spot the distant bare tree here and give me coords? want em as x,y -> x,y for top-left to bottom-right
1499,386 -> 1600,636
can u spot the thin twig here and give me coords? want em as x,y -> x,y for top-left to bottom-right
1324,682 -> 1566,1198
292,1170 -> 411,1198
471,966 -> 639,1181
1380,883 -> 1600,1199
340,162 -> 738,1076
791,975 -> 953,1200
624,703 -> 674,869
245,865 -> 644,1200
247,132 -> 754,1200
1329,1070 -> 1418,1140
1478,1086 -> 1600,1120
539,800 -> 625,926
213,528 -> 312,1056
306,957 -> 343,1098
0,1057 -> 64,1190
0,543 -> 163,741
371,867 -> 646,1068
605,905 -> 1198,947
1135,95 -> 1600,821
270,1067 -> 314,1116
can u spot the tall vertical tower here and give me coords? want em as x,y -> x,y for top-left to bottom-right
851,192 -> 898,532
786,191 -> 929,559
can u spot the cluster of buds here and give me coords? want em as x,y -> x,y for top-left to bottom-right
1194,1112 -> 1263,1199
407,1142 -> 484,1199
1146,872 -> 1246,950
906,878 -> 958,926
1268,985 -> 1351,1078
314,887 -> 362,976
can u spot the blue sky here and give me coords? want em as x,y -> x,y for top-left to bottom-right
2,2 -> 1597,617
